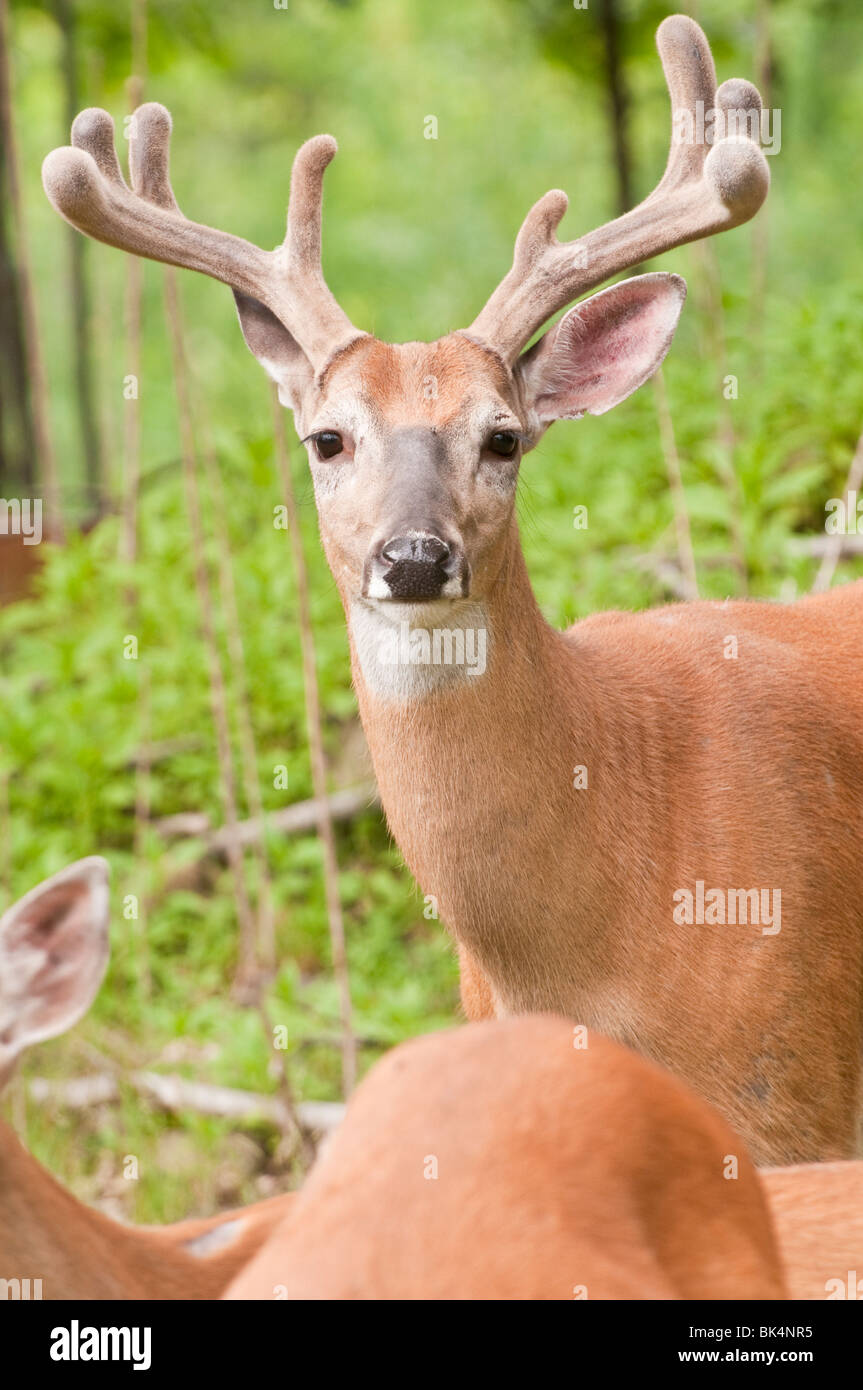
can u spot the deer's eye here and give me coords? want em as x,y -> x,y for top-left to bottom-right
488,430 -> 518,457
312,431 -> 344,460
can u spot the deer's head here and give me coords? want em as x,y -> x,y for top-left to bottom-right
43,16 -> 767,616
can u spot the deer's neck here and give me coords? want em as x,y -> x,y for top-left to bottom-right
0,1121 -> 257,1300
346,524 -> 608,1005
0,1122 -> 151,1298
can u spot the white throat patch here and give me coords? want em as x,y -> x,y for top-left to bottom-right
350,599 -> 491,700
183,1217 -> 246,1258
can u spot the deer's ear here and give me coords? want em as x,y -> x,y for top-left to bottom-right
520,273 -> 686,426
0,858 -> 110,1072
233,292 -> 314,410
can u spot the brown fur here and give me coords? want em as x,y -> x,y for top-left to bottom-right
318,335 -> 513,423
0,1118 -> 294,1299
350,526 -> 863,1164
762,1162 -> 863,1301
0,860 -> 296,1301
224,1019 -> 787,1300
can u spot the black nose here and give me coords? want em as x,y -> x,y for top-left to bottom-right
380,534 -> 451,600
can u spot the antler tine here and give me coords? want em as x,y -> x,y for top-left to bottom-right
465,14 -> 770,364
42,105 -> 362,369
276,134 -> 363,359
71,107 -> 128,186
127,102 -> 178,211
287,135 -> 337,272
651,12 -> 717,192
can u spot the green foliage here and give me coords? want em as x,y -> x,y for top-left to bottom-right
2,0 -> 862,1220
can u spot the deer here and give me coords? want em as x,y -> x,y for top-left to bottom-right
41,12 -> 863,1165
0,867 -> 848,1303
224,1015 -> 787,1300
0,858 -> 295,1299
762,1162 -> 863,1301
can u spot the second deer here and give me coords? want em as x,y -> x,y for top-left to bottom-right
225,1015 -> 863,1301
3,867 -> 859,1301
226,1016 -> 787,1301
0,860 -> 295,1300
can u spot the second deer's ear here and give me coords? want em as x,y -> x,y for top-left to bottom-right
519,273 -> 686,427
0,857 -> 110,1079
233,293 -> 314,410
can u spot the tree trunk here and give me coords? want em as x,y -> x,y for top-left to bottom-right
0,0 -> 63,535
0,6 -> 35,491
597,0 -> 632,217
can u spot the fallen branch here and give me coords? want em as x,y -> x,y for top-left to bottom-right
154,782 -> 380,852
28,1072 -> 346,1137
135,1071 -> 344,1136
793,534 -> 863,559
29,1074 -> 117,1108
